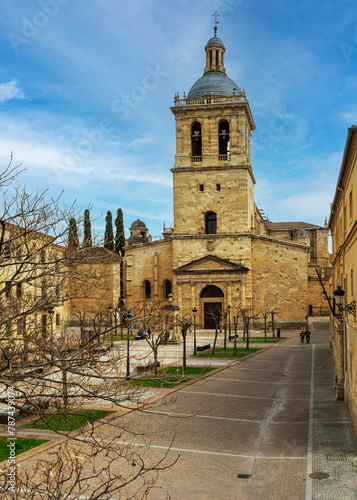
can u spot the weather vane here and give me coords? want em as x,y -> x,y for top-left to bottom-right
212,10 -> 220,35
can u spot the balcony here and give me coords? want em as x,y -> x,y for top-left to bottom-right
218,154 -> 230,161
191,156 -> 202,163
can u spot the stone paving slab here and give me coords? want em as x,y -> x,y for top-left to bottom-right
3,321 -> 357,499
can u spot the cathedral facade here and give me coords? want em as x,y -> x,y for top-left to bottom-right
124,31 -> 329,329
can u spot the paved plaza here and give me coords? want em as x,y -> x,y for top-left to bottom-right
5,319 -> 357,499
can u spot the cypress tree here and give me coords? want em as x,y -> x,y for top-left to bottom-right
68,218 -> 79,250
114,208 -> 125,255
104,211 -> 114,251
83,209 -> 92,247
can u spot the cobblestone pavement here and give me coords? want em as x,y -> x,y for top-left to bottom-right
306,319 -> 357,500
4,320 -> 357,499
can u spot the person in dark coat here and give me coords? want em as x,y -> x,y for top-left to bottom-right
300,330 -> 305,343
305,329 -> 311,344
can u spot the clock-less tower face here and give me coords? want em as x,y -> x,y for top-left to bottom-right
170,32 -> 256,236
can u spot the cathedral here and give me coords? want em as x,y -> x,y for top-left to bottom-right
124,29 -> 330,330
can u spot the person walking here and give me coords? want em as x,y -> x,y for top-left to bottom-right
300,330 -> 305,343
305,329 -> 311,344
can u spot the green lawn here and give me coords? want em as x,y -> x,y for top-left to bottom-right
129,366 -> 215,388
0,436 -> 48,461
232,337 -> 286,343
198,347 -> 262,358
20,409 -> 115,433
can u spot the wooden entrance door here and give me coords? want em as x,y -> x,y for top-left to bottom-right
204,302 -> 222,329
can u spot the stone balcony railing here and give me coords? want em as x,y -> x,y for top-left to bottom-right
174,89 -> 247,107
189,155 -> 230,163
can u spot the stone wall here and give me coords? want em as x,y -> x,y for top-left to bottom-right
172,165 -> 255,234
125,239 -> 173,310
252,236 -> 309,328
345,318 -> 357,435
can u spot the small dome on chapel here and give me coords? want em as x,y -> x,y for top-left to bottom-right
130,219 -> 147,230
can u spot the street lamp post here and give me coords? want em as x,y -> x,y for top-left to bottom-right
49,308 -> 54,360
227,305 -> 231,341
143,302 -> 146,330
126,312 -> 132,380
108,304 -> 113,330
192,307 -> 197,355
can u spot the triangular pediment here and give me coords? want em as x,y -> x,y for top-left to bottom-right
174,255 -> 249,275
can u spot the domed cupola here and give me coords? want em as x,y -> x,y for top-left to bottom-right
204,30 -> 226,75
187,27 -> 240,100
128,219 -> 149,246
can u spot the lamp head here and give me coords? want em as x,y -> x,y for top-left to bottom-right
333,286 -> 345,306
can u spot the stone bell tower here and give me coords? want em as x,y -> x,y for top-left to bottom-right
170,28 -> 256,236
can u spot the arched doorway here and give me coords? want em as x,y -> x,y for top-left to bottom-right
200,285 -> 224,329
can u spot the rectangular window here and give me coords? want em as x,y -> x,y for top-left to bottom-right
351,268 -> 354,298
216,184 -> 221,191
56,313 -> 60,327
17,283 -> 22,298
5,282 -> 11,298
199,184 -> 204,192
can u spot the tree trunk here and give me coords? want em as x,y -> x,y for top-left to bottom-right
264,315 -> 267,342
212,327 -> 218,355
246,319 -> 250,350
62,365 -> 69,415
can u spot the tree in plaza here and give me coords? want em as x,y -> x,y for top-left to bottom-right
261,308 -> 271,342
68,217 -> 79,250
0,158 -> 177,499
82,208 -> 92,247
237,307 -> 260,350
204,305 -> 222,355
114,208 -> 125,256
104,210 -> 115,251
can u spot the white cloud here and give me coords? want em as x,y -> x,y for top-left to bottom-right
0,79 -> 24,103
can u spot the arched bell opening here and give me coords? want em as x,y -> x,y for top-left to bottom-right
218,120 -> 230,160
191,121 -> 202,161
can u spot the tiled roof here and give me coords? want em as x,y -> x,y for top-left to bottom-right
76,246 -> 122,262
266,221 -> 324,230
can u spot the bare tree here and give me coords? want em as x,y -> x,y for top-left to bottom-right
175,314 -> 195,372
204,305 -> 222,355
261,308 -> 271,342
0,160 -> 176,498
237,308 -> 260,350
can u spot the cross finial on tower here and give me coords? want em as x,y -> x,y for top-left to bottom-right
212,10 -> 220,35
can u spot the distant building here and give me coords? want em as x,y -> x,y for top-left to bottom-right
328,125 -> 357,432
124,29 -> 330,330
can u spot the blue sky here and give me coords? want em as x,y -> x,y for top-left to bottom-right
0,0 -> 356,239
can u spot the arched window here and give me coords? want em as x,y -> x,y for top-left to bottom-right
206,212 -> 217,234
200,285 -> 224,298
144,280 -> 151,299
191,122 -> 202,158
219,121 -> 230,157
164,280 -> 172,299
